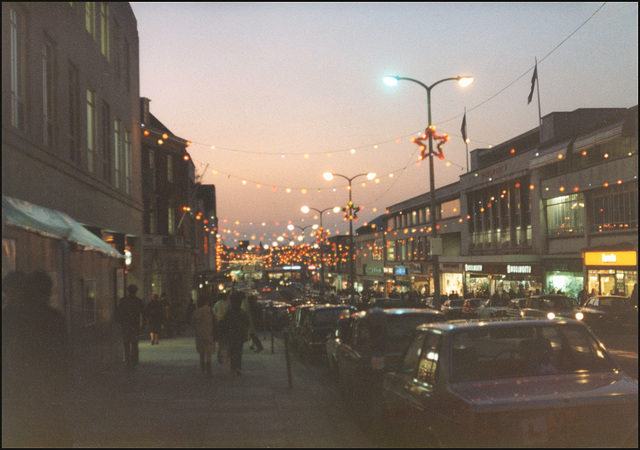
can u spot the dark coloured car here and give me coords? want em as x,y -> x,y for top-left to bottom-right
336,308 -> 446,401
476,296 -> 510,318
369,297 -> 404,309
325,315 -> 353,377
506,297 -> 527,318
298,304 -> 355,362
578,295 -> 638,330
287,303 -> 315,353
441,299 -> 464,319
520,294 -> 582,321
461,298 -> 488,318
382,319 -> 638,447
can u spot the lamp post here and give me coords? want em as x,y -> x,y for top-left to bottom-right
383,75 -> 472,309
323,172 -> 376,303
301,205 -> 341,297
287,223 -> 317,284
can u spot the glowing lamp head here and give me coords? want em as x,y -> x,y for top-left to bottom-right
458,76 -> 474,87
366,172 -> 376,180
575,312 -> 584,321
287,224 -> 294,231
332,206 -> 341,213
547,312 -> 556,320
301,206 -> 310,214
383,76 -> 399,86
323,172 -> 334,181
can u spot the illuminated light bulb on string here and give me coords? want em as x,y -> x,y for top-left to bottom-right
515,183 -> 521,188
210,145 -> 215,149
529,185 -> 535,190
582,151 -> 587,156
256,184 -> 262,188
186,141 -> 191,147
559,186 -> 565,192
574,187 -> 580,192
557,154 -> 563,159
304,153 -> 309,159
617,180 -> 622,184
158,139 -> 163,145
510,148 -> 516,154
242,180 -> 247,185
604,182 -> 609,187
162,133 -> 168,139
446,161 -> 451,167
143,130 -> 150,136
286,188 -> 291,193
301,188 -> 307,194
183,154 -> 190,161
604,153 -> 609,158
212,169 -> 218,175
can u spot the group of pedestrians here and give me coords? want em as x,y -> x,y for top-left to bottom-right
193,291 -> 263,376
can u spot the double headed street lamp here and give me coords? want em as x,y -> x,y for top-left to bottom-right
383,75 -> 473,309
287,223 -> 317,243
323,172 -> 376,302
301,205 -> 341,296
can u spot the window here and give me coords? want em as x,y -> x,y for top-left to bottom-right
387,241 -> 395,262
167,154 -> 174,182
417,331 -> 441,385
440,199 -> 460,220
168,199 -> 175,235
10,6 -> 26,130
99,3 -> 109,61
42,40 -> 56,149
113,117 -> 121,188
588,181 -> 638,233
101,102 -> 111,182
85,2 -> 97,41
124,129 -> 132,194
124,38 -> 130,92
546,194 -> 585,237
86,88 -> 97,172
400,332 -> 426,374
68,63 -> 80,163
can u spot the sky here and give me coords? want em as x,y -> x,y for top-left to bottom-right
130,2 -> 638,247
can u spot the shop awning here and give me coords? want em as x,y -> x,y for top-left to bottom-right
2,195 -> 123,259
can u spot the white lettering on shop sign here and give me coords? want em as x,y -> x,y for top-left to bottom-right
601,254 -> 617,263
507,265 -> 531,274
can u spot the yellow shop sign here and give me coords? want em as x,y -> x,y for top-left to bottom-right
584,251 -> 637,266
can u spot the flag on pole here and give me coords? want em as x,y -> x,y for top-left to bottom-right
461,112 -> 467,143
528,64 -> 538,104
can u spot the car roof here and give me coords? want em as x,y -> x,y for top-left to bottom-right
351,308 -> 443,319
310,304 -> 355,311
415,317 -> 581,332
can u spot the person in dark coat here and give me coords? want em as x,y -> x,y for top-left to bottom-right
145,293 -> 164,345
117,284 -> 144,369
220,291 -> 250,375
2,270 -> 72,447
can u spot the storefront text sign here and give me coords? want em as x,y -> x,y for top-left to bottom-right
507,265 -> 532,274
465,264 -> 483,272
584,251 -> 637,266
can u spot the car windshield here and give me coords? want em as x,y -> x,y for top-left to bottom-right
312,308 -> 352,327
387,314 -> 441,343
446,300 -> 464,307
450,323 -> 617,382
467,299 -> 487,307
530,296 -> 576,310
598,297 -> 628,309
491,298 -> 510,307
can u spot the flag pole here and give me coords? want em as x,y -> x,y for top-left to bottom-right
535,57 -> 543,140
464,107 -> 469,172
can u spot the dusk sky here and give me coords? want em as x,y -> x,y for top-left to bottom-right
130,2 -> 638,247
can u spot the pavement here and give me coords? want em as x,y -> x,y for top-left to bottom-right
66,330 -> 378,448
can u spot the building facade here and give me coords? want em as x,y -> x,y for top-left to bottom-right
2,2 -> 142,367
376,106 -> 638,300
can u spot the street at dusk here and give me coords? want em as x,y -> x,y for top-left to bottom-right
2,2 -> 638,448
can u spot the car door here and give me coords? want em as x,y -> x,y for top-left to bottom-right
337,318 -> 368,396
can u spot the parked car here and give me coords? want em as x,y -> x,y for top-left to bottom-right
287,303 -> 315,353
520,295 -> 582,321
505,297 -> 527,318
461,298 -> 488,318
382,319 -> 638,447
298,304 -> 355,362
369,297 -> 404,309
336,308 -> 446,402
578,295 -> 638,330
325,315 -> 354,377
476,296 -> 510,318
441,299 -> 464,319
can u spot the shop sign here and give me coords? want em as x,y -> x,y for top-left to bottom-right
365,266 -> 383,276
409,263 -> 422,274
442,263 -> 462,272
465,264 -> 483,272
395,267 -> 407,275
584,251 -> 637,267
383,267 -> 394,274
283,265 -> 301,271
507,265 -> 531,274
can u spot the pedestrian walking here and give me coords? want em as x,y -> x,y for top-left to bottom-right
193,295 -> 217,376
220,291 -> 250,375
2,270 -> 72,447
213,294 -> 231,364
145,293 -> 164,345
246,295 -> 264,352
117,284 -> 144,370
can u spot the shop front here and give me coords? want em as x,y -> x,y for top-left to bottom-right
463,262 -> 544,297
441,263 -> 463,298
584,249 -> 637,297
544,259 -> 584,298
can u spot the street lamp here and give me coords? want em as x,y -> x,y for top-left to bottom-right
323,172 -> 376,302
287,223 -> 317,242
383,74 -> 472,309
301,205 -> 341,296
